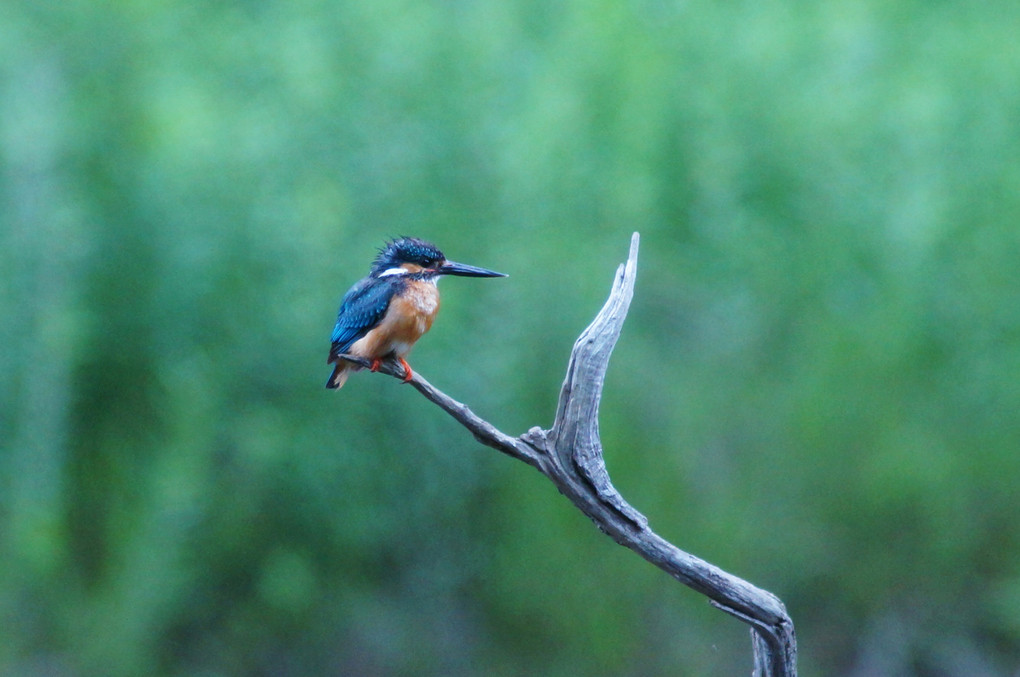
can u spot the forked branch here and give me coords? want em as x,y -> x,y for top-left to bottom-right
339,232 -> 797,676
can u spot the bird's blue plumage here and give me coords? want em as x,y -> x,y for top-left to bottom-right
328,275 -> 405,363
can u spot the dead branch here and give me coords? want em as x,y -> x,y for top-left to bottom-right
339,232 -> 797,676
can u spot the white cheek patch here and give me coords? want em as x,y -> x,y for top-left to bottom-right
378,267 -> 408,277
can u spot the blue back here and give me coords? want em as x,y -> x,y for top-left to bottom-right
328,275 -> 405,362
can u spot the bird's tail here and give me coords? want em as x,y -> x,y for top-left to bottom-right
326,361 -> 350,389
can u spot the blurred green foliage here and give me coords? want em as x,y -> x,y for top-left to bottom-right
3,0 -> 1020,674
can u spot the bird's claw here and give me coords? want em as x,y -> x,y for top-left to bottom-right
397,357 -> 414,383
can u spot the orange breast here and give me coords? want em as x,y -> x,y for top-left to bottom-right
349,280 -> 440,360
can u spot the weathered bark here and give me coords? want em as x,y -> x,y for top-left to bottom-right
339,232 -> 797,676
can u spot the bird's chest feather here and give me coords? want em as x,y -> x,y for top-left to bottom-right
383,279 -> 440,349
401,279 -> 440,320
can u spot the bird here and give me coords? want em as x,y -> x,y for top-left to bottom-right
326,237 -> 507,389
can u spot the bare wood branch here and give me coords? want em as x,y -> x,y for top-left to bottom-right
336,354 -> 540,467
340,232 -> 798,675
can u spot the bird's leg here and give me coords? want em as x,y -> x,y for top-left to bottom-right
369,358 -> 382,372
397,357 -> 414,383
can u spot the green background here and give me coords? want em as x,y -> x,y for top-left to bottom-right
3,0 -> 1019,674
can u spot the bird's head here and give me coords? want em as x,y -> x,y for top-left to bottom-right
371,237 -> 507,279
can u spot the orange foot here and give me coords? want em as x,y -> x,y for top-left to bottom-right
397,357 -> 414,383
369,358 -> 382,372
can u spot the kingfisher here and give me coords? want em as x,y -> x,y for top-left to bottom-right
326,237 -> 507,389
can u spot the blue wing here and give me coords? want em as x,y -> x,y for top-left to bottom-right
327,276 -> 401,363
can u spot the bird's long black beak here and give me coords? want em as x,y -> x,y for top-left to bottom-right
438,260 -> 508,278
